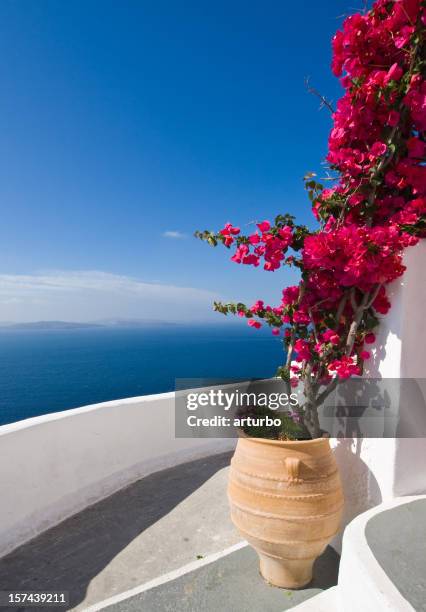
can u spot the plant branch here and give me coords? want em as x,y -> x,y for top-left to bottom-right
305,77 -> 335,114
334,293 -> 348,329
346,291 -> 370,356
365,283 -> 383,309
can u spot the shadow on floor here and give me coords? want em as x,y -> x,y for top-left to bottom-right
0,451 -> 233,611
103,544 -> 340,612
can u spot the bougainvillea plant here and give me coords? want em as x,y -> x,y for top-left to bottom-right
196,0 -> 426,439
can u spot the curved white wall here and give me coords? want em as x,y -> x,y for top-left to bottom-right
0,393 -> 235,558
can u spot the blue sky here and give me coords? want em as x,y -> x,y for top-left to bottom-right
0,0 -> 350,322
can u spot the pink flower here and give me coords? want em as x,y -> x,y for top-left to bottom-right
365,332 -> 376,344
231,244 -> 249,264
392,210 -> 418,225
250,300 -> 264,313
220,223 -> 240,236
384,63 -> 403,85
323,329 -> 340,345
278,226 -> 293,242
328,356 -> 361,379
294,339 -> 311,362
372,287 -> 391,315
282,286 -> 299,305
404,77 -> 426,131
293,310 -> 310,325
394,26 -> 414,49
370,141 -> 387,157
360,350 -> 370,360
410,198 -> 426,214
322,188 -> 336,200
249,233 -> 260,244
349,193 -> 365,206
257,220 -> 271,232
272,328 -> 280,336
242,254 -> 260,266
248,319 -> 261,329
314,342 -> 324,354
264,261 -> 280,271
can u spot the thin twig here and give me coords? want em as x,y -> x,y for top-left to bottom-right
304,77 -> 335,114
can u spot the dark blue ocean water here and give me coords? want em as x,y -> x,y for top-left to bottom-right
0,325 -> 285,425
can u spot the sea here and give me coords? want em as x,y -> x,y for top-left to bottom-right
0,324 -> 285,426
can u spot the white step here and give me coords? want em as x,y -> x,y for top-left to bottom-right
337,496 -> 423,612
291,496 -> 426,612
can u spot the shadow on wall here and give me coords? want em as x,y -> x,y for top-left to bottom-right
365,276 -> 403,379
366,327 -> 388,378
0,451 -> 233,610
327,380 -> 388,551
331,438 -> 382,552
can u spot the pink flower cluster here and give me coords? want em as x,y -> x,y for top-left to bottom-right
325,0 -> 426,232
219,223 -> 240,247
303,224 -> 417,291
223,220 -> 293,271
204,0 -> 425,388
328,356 -> 361,380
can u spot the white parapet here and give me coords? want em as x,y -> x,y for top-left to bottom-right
0,393 -> 235,558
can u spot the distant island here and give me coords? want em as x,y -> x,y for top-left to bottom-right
0,319 -> 186,330
0,321 -> 103,330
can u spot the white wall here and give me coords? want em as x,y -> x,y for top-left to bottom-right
331,240 -> 426,551
0,393 -> 235,558
367,240 -> 426,379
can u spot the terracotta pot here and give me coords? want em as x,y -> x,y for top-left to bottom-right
228,435 -> 343,588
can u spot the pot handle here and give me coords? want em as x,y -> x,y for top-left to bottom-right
285,457 -> 301,484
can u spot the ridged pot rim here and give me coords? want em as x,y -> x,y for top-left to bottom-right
238,432 -> 330,448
